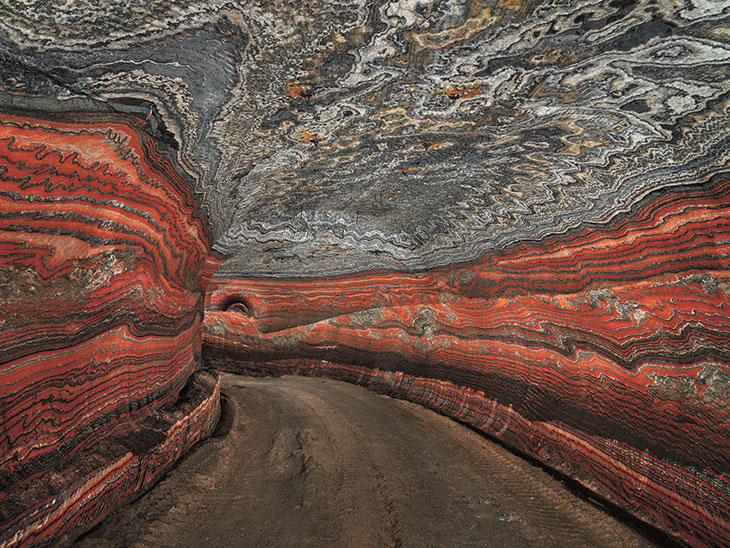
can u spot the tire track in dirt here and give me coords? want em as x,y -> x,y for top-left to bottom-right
74,375 -> 664,548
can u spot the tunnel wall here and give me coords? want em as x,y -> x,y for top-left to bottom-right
205,175 -> 730,548
0,111 -> 222,548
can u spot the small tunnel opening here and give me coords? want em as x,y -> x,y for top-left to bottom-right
221,295 -> 254,316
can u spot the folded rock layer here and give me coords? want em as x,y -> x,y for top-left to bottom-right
205,175 -> 730,548
0,110 -> 221,548
1,1 -> 729,547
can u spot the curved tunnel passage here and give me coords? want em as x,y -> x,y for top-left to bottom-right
0,1 -> 729,547
73,375 -> 671,548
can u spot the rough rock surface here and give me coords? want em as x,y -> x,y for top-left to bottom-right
0,110 -> 222,548
1,0 -> 727,276
0,1 -> 729,547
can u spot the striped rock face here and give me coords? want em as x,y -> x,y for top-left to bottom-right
205,176 -> 730,548
0,111 -> 221,547
1,0 -> 730,547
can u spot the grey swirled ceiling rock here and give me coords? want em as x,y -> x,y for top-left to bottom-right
2,0 -> 728,276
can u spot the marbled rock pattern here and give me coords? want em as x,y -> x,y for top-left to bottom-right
0,0 -> 729,547
0,110 -> 220,547
0,0 -> 726,275
205,175 -> 730,548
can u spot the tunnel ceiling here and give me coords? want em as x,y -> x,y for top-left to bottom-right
2,0 -> 728,276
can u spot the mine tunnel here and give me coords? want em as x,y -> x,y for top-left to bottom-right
0,1 -> 729,547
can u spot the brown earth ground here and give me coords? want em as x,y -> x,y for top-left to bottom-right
74,374 -> 672,548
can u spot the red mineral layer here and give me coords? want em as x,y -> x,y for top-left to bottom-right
205,176 -> 730,548
2,371 -> 221,548
0,111 -> 220,547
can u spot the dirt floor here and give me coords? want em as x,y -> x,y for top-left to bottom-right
74,374 -> 666,548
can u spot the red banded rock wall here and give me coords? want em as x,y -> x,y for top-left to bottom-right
205,175 -> 730,548
0,111 -> 222,547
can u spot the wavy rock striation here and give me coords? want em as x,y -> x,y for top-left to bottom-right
206,175 -> 730,548
1,0 -> 729,547
0,110 -> 221,547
